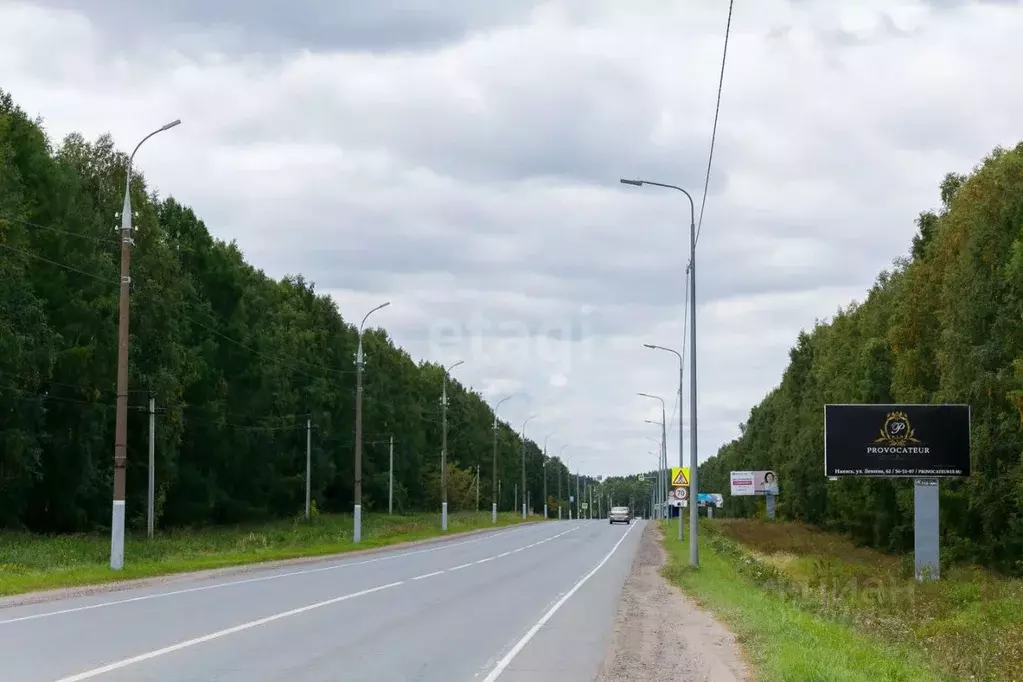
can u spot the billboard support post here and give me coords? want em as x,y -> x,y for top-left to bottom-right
914,477 -> 940,581
765,492 -> 775,519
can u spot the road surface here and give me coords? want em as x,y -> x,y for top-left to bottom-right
0,519 -> 644,681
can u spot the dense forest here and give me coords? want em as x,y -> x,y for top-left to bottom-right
0,90 -> 606,532
699,142 -> 1023,574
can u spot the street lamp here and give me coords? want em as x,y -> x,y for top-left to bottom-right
521,415 -> 537,519
542,433 -> 556,519
441,359 -> 464,531
639,393 -> 667,521
562,450 -> 573,519
648,451 -> 661,518
354,301 -> 391,544
644,343 -> 685,541
621,176 -> 699,566
492,395 -> 514,523
557,444 -> 569,519
644,432 -> 664,519
572,453 -> 588,520
110,118 -> 181,571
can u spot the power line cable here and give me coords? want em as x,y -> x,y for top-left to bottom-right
5,230 -> 527,446
666,271 -> 689,436
5,238 -> 356,381
0,383 -> 113,408
694,0 -> 735,248
0,212 -> 121,246
0,242 -> 116,284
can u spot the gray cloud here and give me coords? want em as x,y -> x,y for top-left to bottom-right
33,0 -> 545,52
920,0 -> 1018,6
3,0 -> 1021,476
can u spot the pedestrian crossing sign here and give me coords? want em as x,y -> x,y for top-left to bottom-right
671,467 -> 691,487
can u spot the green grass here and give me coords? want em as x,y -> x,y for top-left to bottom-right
0,511 -> 541,597
707,520 -> 1023,682
659,520 -> 954,682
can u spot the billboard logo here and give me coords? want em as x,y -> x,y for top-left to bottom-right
867,411 -> 930,457
875,411 -> 920,447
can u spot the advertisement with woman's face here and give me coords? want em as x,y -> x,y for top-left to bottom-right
730,470 -> 779,495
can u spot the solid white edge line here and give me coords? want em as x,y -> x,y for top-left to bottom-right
0,523 -> 540,626
50,581 -> 406,682
412,571 -> 445,580
480,521 -> 638,682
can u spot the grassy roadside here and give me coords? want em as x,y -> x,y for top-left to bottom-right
0,511 -> 541,598
712,520 -> 1023,681
659,520 -> 956,682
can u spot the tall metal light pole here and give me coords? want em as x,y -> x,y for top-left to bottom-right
354,301 -> 391,544
563,453 -> 573,519
576,465 -> 581,520
621,177 -> 700,566
558,444 -> 569,519
542,433 -> 555,519
110,118 -> 181,571
521,415 -> 537,519
492,395 -> 513,523
642,392 -> 666,519
640,392 -> 667,521
441,359 -> 464,531
645,431 -> 664,519
644,343 -> 685,541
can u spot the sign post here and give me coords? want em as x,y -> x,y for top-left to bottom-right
670,467 -> 690,540
914,478 -> 940,580
824,404 -> 971,582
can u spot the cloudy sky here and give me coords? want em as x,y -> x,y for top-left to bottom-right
2,0 -> 1021,480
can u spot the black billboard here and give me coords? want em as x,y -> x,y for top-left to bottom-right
824,404 -> 971,477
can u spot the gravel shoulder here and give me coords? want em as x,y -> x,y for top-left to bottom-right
595,522 -> 750,682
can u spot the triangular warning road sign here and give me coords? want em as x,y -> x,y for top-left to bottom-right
672,468 -> 689,486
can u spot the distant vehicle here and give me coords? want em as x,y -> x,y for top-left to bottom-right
608,506 -> 631,524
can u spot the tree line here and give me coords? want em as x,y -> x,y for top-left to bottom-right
698,141 -> 1023,575
0,90 -> 599,532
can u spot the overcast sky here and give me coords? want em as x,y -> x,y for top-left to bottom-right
2,0 -> 1021,480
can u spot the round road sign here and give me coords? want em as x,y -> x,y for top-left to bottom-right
674,487 -> 688,500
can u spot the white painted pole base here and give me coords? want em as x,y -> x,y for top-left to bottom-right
110,500 -> 125,570
353,504 -> 362,543
492,502 -> 497,524
521,503 -> 526,519
543,504 -> 548,519
442,502 -> 448,531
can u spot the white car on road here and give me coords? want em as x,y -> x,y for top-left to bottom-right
608,506 -> 631,524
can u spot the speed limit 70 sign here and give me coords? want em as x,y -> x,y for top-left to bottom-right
674,487 -> 688,500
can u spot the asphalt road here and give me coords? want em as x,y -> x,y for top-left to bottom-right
0,518 -> 644,681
